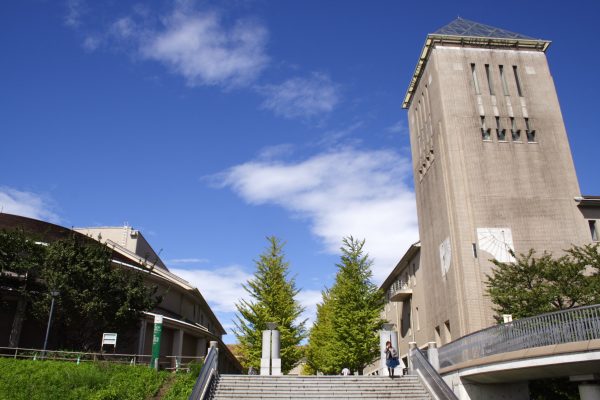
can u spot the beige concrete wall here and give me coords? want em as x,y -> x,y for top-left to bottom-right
75,226 -> 167,270
406,44 -> 591,346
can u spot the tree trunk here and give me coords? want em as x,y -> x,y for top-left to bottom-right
8,298 -> 27,348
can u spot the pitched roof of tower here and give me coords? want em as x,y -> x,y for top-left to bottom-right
402,18 -> 551,109
432,17 -> 534,40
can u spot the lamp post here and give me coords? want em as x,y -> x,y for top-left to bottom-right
42,290 -> 59,356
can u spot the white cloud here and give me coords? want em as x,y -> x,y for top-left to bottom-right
82,4 -> 269,89
0,187 -> 60,223
259,73 -> 340,119
82,36 -> 101,52
168,258 -> 210,264
170,265 -> 253,313
138,10 -> 269,88
215,148 -> 419,282
64,0 -> 85,28
297,289 -> 323,328
387,119 -> 409,134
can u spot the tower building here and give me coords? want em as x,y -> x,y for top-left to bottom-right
391,17 -> 592,352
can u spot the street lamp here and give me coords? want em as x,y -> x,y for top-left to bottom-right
42,290 -> 59,356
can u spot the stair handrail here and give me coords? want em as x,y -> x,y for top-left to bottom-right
189,342 -> 219,400
409,346 -> 458,400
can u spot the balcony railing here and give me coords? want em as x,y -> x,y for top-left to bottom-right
387,279 -> 412,302
438,304 -> 600,369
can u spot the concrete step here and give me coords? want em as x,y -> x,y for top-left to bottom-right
210,374 -> 431,400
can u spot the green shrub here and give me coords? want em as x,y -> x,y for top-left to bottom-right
0,358 -> 167,400
162,361 -> 204,400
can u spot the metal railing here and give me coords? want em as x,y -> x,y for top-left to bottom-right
189,343 -> 219,400
0,346 -> 203,371
0,347 -> 152,365
438,304 -> 600,369
409,347 -> 458,400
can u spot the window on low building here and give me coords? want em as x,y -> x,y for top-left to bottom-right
590,220 -> 598,241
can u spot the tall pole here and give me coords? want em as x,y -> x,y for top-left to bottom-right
43,291 -> 59,356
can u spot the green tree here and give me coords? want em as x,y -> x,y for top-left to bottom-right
307,237 -> 384,374
305,289 -> 337,374
36,234 -> 160,350
0,229 -> 47,347
486,244 -> 599,320
1,230 -> 160,350
234,237 -> 306,373
486,243 -> 600,400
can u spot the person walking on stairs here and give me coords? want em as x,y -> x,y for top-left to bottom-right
385,341 -> 399,378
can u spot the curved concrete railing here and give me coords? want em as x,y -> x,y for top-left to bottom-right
409,346 -> 459,400
438,304 -> 600,369
189,342 -> 219,400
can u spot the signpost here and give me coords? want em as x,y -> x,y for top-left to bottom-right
101,333 -> 118,351
150,315 -> 163,369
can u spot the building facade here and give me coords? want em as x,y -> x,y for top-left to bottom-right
0,214 -> 241,372
368,18 -> 599,373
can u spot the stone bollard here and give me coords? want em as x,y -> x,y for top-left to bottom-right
427,342 -> 440,371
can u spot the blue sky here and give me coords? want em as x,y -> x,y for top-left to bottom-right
2,0 -> 599,343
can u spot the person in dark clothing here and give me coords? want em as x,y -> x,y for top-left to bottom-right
385,340 -> 399,377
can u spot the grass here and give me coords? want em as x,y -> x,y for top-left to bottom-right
0,358 -> 168,400
162,361 -> 203,400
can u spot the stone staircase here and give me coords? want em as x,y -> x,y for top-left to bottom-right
209,374 -> 431,399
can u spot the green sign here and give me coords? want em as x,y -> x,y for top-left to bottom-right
150,315 -> 163,369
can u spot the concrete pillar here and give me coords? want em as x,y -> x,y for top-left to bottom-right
427,341 -> 439,371
137,320 -> 147,355
171,329 -> 183,369
571,375 -> 600,400
578,383 -> 600,400
408,341 -> 417,373
271,330 -> 281,376
208,341 -> 219,372
260,330 -> 271,375
196,337 -> 207,357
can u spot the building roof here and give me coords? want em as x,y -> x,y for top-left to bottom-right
433,17 -> 534,40
380,242 -> 420,291
575,195 -> 600,207
402,18 -> 551,109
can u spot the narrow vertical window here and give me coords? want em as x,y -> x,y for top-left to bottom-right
444,321 -> 452,343
525,118 -> 536,142
472,243 -> 478,258
416,307 -> 420,331
485,64 -> 495,95
471,64 -> 481,94
499,65 -> 509,95
481,116 -> 491,140
513,66 -> 523,97
496,116 -> 506,141
590,220 -> 598,241
511,117 -> 520,141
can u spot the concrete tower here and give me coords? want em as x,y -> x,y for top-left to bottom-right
403,18 -> 590,339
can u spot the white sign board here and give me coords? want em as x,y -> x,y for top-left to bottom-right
102,332 -> 118,347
